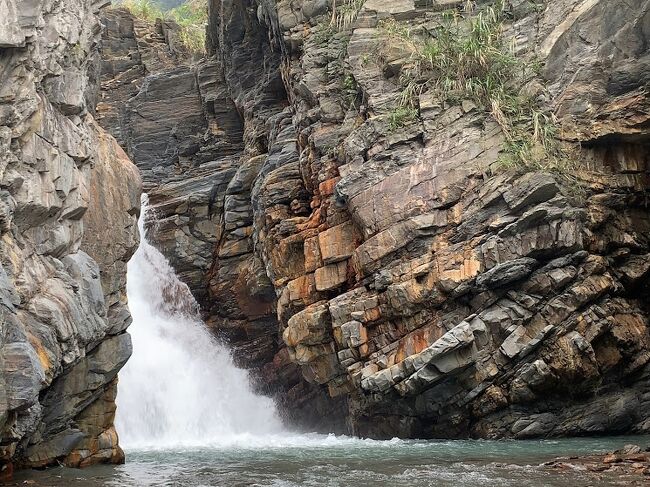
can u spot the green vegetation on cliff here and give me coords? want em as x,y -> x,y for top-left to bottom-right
120,0 -> 164,21
167,0 -> 207,53
119,0 -> 207,53
331,0 -> 366,30
115,0 -> 185,12
377,1 -> 573,176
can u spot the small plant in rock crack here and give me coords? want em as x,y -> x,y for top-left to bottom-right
388,105 -> 419,131
342,73 -> 363,109
343,74 -> 357,91
70,42 -> 86,61
313,23 -> 338,45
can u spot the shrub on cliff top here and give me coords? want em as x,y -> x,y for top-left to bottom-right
119,0 -> 207,54
120,0 -> 164,21
167,0 -> 207,54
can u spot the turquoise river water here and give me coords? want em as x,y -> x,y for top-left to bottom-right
9,434 -> 649,486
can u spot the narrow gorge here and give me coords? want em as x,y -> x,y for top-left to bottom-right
1,0 -> 649,484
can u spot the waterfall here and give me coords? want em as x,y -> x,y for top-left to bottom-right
115,195 -> 284,449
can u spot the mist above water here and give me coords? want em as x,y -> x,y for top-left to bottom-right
115,195 -> 284,449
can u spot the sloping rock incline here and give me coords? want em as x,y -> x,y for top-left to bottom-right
0,0 -> 140,477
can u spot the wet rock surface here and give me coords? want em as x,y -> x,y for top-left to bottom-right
0,0 -> 140,477
545,444 -> 650,485
98,0 -> 650,439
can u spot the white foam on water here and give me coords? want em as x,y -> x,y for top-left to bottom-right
123,433 -> 413,452
116,195 -> 285,449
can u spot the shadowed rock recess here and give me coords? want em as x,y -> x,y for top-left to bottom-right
0,0 -> 141,477
96,0 -> 650,439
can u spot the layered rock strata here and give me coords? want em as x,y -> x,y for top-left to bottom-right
99,0 -> 650,439
97,6 -> 345,429
0,0 -> 140,476
207,0 -> 650,438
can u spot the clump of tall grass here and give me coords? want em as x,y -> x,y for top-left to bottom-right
330,0 -> 366,31
378,5 -> 515,107
377,1 -> 572,174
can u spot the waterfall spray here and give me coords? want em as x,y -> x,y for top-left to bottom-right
115,195 -> 283,449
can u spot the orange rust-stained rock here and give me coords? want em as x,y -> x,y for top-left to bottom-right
304,235 -> 323,272
434,244 -> 484,292
314,261 -> 348,291
318,177 -> 341,197
287,274 -> 317,303
297,208 -> 323,231
395,326 -> 444,364
318,222 -> 358,265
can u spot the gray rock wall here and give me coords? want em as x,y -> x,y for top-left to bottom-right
0,0 -> 141,477
203,0 -> 650,438
96,0 -> 650,439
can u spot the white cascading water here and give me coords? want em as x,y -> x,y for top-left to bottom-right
115,195 -> 284,449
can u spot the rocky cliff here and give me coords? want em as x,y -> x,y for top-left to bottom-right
209,0 -> 650,439
0,0 -> 140,477
98,0 -> 650,439
97,5 -> 344,429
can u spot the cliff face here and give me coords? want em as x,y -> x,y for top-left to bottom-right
0,0 -> 140,476
203,0 -> 650,438
98,0 -> 650,439
7,0 -> 647,478
97,6 -> 345,430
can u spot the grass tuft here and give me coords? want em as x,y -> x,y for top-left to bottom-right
331,0 -> 366,31
377,1 -> 574,174
388,106 -> 419,131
